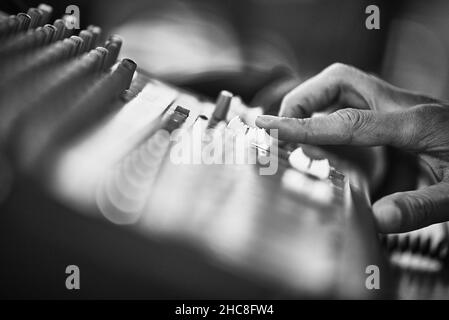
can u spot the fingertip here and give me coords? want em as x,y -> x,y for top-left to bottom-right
255,115 -> 276,128
372,201 -> 403,233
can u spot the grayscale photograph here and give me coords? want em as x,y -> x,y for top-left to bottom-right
0,0 -> 448,311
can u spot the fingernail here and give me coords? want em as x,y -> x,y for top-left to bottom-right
373,202 -> 402,233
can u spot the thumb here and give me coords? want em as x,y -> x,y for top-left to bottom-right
373,182 -> 449,233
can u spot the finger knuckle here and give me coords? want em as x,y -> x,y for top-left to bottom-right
406,104 -> 449,149
295,118 -> 311,142
332,108 -> 367,143
324,62 -> 362,79
325,62 -> 349,75
401,194 -> 435,227
343,108 -> 366,125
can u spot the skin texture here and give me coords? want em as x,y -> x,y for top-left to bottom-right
256,63 -> 449,234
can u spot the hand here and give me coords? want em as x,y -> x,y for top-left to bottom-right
255,63 -> 449,233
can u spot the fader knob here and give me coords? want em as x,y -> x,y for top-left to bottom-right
209,90 -> 233,127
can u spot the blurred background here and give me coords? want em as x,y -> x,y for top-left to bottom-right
1,0 -> 447,98
3,0 -> 449,99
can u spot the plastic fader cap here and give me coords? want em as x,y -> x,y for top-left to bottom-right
227,116 -> 249,135
246,126 -> 272,150
308,159 -> 331,180
37,3 -> 53,25
288,147 -> 330,180
209,90 -> 233,126
288,148 -> 310,172
227,116 -> 272,150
